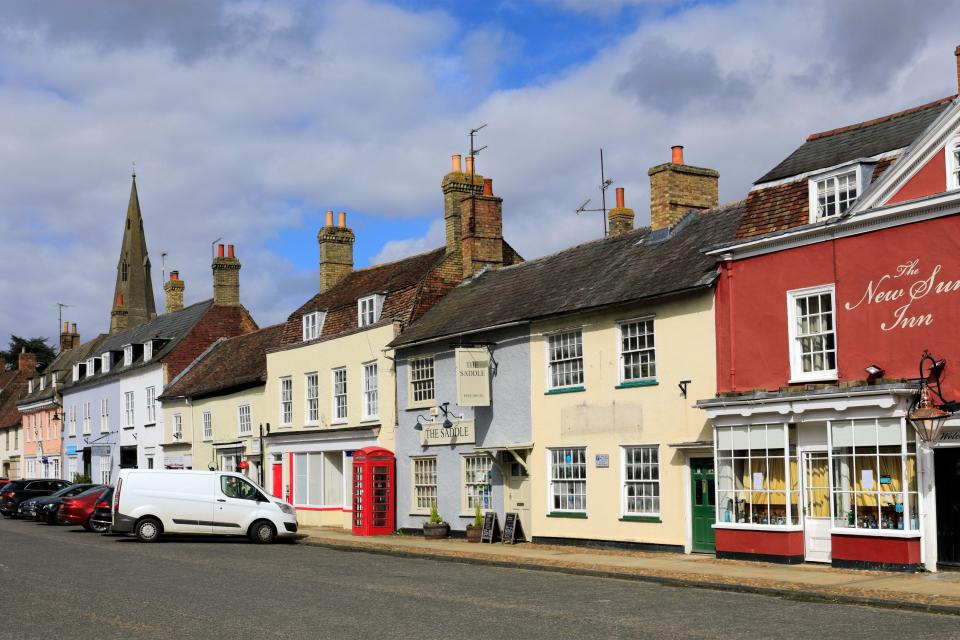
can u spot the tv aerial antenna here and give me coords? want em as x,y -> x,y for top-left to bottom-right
160,252 -> 168,282
574,148 -> 614,237
56,302 -> 72,352
468,123 -> 488,228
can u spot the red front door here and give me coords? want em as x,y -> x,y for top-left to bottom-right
271,463 -> 283,499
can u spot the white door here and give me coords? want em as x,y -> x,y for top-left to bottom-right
801,450 -> 832,562
505,461 -> 531,535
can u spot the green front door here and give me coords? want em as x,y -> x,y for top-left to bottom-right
691,458 -> 716,554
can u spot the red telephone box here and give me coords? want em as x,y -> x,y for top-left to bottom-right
352,446 -> 395,536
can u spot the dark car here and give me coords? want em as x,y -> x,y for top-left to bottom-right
0,479 -> 72,517
88,488 -> 114,534
24,484 -> 102,523
60,486 -> 111,532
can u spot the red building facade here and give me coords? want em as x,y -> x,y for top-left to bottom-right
699,71 -> 960,571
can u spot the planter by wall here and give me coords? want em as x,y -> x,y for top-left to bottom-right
423,522 -> 450,540
466,524 -> 482,543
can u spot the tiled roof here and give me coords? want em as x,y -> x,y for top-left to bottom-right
16,335 -> 108,406
390,201 -> 744,348
756,96 -> 954,184
277,248 -> 456,347
736,180 -> 809,240
65,299 -> 214,392
0,374 -> 27,429
160,323 -> 286,400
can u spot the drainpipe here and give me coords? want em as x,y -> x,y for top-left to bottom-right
721,254 -> 736,391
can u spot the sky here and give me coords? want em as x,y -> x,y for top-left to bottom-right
1,0 -> 959,347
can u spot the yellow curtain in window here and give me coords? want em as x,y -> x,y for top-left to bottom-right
806,457 -> 830,517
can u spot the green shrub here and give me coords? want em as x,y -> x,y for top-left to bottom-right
473,503 -> 483,527
72,472 -> 92,484
428,501 -> 446,525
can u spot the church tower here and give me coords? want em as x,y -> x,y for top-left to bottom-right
109,172 -> 156,333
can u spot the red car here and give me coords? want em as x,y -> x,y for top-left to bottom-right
59,486 -> 110,532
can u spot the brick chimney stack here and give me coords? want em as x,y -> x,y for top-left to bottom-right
607,187 -> 636,237
18,348 -> 36,373
442,154 -> 484,264
461,178 -> 506,278
317,211 -> 355,293
212,244 -> 241,307
59,322 -> 80,351
164,270 -> 185,313
110,294 -> 128,332
648,145 -> 719,231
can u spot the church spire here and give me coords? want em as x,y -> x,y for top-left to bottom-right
110,171 -> 157,333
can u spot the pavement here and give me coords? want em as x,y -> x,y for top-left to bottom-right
298,525 -> 960,616
4,516 -> 960,640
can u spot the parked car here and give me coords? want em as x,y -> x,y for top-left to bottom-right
21,484 -> 101,522
0,479 -> 72,517
89,488 -> 114,534
60,486 -> 112,532
112,470 -> 297,543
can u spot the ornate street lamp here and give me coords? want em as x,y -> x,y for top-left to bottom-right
908,351 -> 956,447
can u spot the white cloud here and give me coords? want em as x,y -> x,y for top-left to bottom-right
1,0 -> 958,347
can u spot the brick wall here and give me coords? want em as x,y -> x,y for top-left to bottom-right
648,162 -> 719,230
461,191 -> 504,278
318,225 -> 355,293
162,305 -> 258,382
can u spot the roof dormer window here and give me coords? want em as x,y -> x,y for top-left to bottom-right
302,311 -> 325,341
39,376 -> 45,391
144,341 -> 153,362
358,294 -> 385,328
86,357 -> 96,377
123,344 -> 133,367
811,170 -> 857,221
72,364 -> 80,381
102,353 -> 111,373
27,378 -> 34,394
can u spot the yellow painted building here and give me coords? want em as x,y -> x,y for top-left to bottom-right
528,292 -> 718,552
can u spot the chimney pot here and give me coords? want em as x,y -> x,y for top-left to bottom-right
483,178 -> 493,196
616,187 -> 625,209
63,321 -> 69,332
451,154 -> 462,173
671,145 -> 684,165
338,211 -> 346,228
71,323 -> 77,333
228,244 -> 235,259
170,270 -> 179,281
325,210 -> 334,227
217,244 -> 225,258
465,155 -> 474,174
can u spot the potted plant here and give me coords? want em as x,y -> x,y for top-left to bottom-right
423,502 -> 450,540
466,504 -> 483,543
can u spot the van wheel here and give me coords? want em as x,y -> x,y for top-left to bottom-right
249,520 -> 276,544
135,517 -> 162,542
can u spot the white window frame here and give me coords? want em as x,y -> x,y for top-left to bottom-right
145,386 -> 156,424
304,372 -> 319,425
38,376 -> 44,391
86,357 -> 96,378
807,165 -> 866,223
237,404 -> 252,436
618,317 -> 656,384
787,284 -> 838,383
546,329 -> 584,391
123,345 -> 133,366
101,353 -> 110,373
143,341 -> 153,362
68,405 -> 76,437
124,391 -> 135,428
302,311 -> 325,341
947,136 -> 960,191
548,446 -> 587,514
331,367 -> 347,423
462,454 -> 493,513
202,411 -> 213,441
412,456 -> 438,514
357,294 -> 384,328
99,455 -> 112,485
291,451 -> 344,508
172,413 -> 182,439
100,398 -> 109,432
408,356 -> 435,406
362,361 -> 378,421
279,377 -> 293,426
621,445 -> 661,517
82,401 -> 91,436
27,379 -> 33,394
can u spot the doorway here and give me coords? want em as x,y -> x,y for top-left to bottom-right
119,446 -> 138,469
690,458 -> 715,553
801,450 -> 831,563
505,460 -> 531,533
271,463 -> 284,499
935,447 -> 960,566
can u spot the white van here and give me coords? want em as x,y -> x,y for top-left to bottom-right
111,469 -> 298,543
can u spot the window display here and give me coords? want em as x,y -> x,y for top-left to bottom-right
716,424 -> 797,526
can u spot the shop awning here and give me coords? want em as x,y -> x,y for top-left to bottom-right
669,440 -> 713,450
474,442 -> 533,471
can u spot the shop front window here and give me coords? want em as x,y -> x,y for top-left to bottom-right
830,418 -> 917,530
716,424 -> 797,526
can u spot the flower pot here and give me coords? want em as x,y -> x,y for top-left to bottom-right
423,522 -> 450,540
466,524 -> 482,543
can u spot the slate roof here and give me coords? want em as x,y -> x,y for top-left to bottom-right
160,323 -> 286,400
0,368 -> 27,429
16,335 -> 108,407
756,96 -> 954,184
390,201 -> 744,348
65,299 -> 213,392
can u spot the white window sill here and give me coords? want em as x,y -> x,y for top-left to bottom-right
712,523 -> 803,532
830,528 -> 920,538
405,402 -> 435,412
330,419 -> 348,426
787,373 -> 838,385
278,423 -> 293,429
360,417 -> 379,424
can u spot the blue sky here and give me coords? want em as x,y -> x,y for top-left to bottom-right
0,0 -> 957,343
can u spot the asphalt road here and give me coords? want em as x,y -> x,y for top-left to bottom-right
1,516 -> 958,640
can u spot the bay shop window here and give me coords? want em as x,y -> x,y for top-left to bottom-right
715,419 -> 918,531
